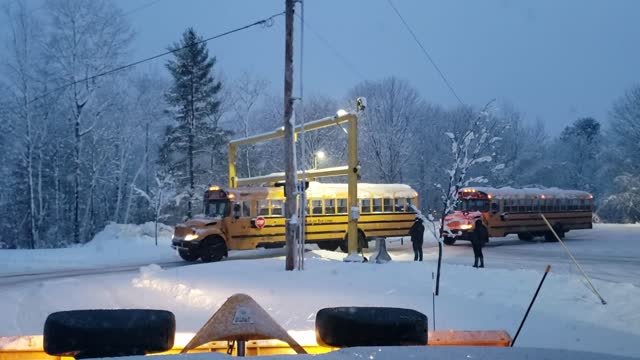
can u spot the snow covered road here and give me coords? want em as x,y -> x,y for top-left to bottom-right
392,224 -> 640,286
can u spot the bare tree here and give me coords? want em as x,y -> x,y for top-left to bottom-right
227,72 -> 269,177
2,1 -> 45,248
350,77 -> 422,183
44,0 -> 133,242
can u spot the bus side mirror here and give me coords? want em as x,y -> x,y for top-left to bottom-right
233,204 -> 241,219
491,203 -> 499,214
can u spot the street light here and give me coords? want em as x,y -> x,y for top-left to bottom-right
314,150 -> 326,169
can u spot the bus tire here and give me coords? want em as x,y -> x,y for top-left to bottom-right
544,231 -> 558,242
339,230 -> 366,253
178,249 -> 199,262
443,237 -> 456,245
318,241 -> 340,251
200,236 -> 227,263
518,233 -> 534,241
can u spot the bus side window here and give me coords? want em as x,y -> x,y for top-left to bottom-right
362,199 -> 371,213
395,198 -> 406,212
271,200 -> 283,216
312,200 -> 322,215
324,199 -> 335,215
383,198 -> 393,212
337,199 -> 348,214
406,198 -> 414,211
372,198 -> 382,212
257,200 -> 270,216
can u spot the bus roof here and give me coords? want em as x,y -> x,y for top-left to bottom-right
460,186 -> 592,200
306,182 -> 417,199
224,182 -> 418,200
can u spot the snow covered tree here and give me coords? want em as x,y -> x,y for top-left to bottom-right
45,0 -> 133,243
556,117 -> 601,192
434,101 -> 500,294
599,85 -> 640,222
160,28 -> 226,218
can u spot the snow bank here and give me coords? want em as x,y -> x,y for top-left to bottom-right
0,222 -> 179,274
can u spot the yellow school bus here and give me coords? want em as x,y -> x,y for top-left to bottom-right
171,182 -> 418,262
442,187 -> 593,245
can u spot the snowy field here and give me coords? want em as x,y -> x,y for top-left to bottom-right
0,223 -> 639,357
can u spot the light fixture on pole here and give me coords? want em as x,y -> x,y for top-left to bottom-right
314,151 -> 326,169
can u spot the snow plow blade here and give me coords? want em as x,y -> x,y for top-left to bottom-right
0,330 -> 510,358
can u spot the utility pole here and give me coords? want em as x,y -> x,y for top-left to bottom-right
284,0 -> 296,271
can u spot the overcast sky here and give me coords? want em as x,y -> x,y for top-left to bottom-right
17,0 -> 640,133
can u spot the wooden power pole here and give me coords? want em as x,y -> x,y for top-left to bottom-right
284,0 -> 296,271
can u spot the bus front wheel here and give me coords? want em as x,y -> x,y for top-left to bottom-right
443,237 -> 456,245
178,249 -> 199,262
201,237 -> 227,263
518,233 -> 534,241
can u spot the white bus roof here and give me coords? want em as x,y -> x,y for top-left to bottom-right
306,182 -> 417,199
227,182 -> 418,200
461,186 -> 592,200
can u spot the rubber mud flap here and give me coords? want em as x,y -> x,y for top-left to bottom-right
315,307 -> 427,347
44,309 -> 175,359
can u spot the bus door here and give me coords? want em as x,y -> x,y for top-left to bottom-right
225,200 -> 253,246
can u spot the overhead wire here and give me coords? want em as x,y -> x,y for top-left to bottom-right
293,13 -> 366,81
27,11 -> 285,105
386,0 -> 465,106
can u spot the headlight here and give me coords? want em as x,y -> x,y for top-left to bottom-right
184,233 -> 199,241
459,224 -> 473,230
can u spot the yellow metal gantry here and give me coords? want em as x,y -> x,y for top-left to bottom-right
228,113 -> 360,257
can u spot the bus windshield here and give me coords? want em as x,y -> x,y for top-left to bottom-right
455,199 -> 490,212
204,199 -> 229,218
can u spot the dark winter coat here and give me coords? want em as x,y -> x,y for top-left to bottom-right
409,220 -> 425,245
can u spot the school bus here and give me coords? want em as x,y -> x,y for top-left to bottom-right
441,187 -> 593,245
171,181 -> 419,262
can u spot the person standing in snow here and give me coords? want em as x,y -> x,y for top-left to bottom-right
471,226 -> 486,268
409,217 -> 425,261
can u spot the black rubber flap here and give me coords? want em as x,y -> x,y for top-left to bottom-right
315,307 -> 427,347
44,309 -> 175,359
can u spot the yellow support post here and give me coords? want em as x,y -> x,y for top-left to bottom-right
228,143 -> 237,188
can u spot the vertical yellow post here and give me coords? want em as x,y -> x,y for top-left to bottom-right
346,114 -> 360,258
229,143 -> 237,188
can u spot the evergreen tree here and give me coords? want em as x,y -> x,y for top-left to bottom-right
160,28 -> 225,218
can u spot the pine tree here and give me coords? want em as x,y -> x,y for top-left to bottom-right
161,28 -> 224,218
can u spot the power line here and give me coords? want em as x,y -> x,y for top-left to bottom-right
125,0 -> 164,17
28,11 -> 285,105
386,0 -> 465,106
294,13 -> 366,81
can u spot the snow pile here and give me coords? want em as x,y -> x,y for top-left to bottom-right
83,222 -> 174,253
0,222 -> 178,274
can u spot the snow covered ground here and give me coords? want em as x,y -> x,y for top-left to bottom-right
0,223 -> 638,357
